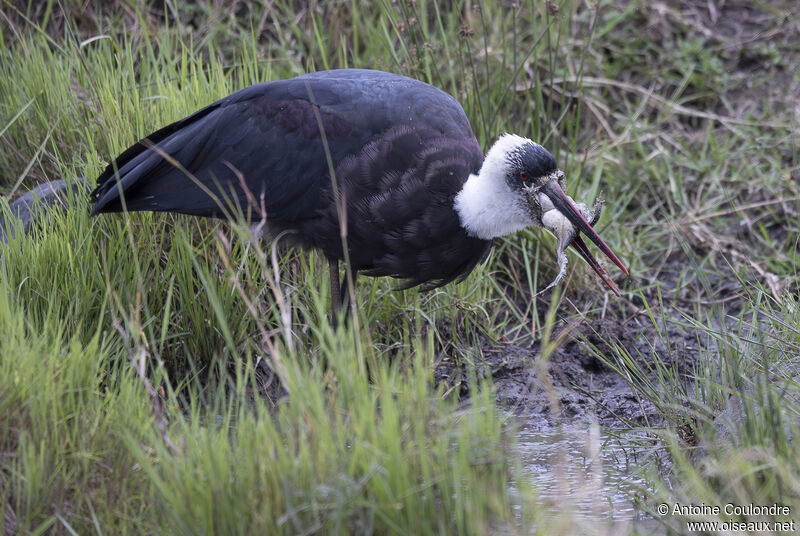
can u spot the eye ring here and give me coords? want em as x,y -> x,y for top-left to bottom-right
519,172 -> 529,181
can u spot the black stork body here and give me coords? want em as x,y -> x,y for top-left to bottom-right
91,69 -> 627,310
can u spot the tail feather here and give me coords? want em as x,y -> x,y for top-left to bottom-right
90,100 -> 223,214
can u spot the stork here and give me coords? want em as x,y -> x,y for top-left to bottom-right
90,69 -> 627,314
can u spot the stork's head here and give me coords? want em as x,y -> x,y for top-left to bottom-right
454,134 -> 628,294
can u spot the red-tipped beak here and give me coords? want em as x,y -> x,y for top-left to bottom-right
570,235 -> 621,296
541,181 -> 628,292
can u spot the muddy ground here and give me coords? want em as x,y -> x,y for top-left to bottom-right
434,299 -> 702,427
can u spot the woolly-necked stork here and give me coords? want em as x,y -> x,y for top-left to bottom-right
90,69 -> 627,311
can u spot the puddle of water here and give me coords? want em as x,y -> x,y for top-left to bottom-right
514,420 -> 661,533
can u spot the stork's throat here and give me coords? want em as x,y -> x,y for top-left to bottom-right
453,171 -> 534,240
453,134 -> 558,240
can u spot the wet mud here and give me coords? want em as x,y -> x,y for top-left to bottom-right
436,305 -> 703,428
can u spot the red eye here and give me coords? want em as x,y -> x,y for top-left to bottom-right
520,172 -> 529,181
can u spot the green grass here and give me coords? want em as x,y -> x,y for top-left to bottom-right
0,255 -> 526,534
610,287 -> 800,533
2,0 -> 800,534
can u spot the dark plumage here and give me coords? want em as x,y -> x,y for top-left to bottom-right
91,69 -> 490,290
91,69 -> 628,310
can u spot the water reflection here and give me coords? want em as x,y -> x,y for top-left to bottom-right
515,420 -> 654,528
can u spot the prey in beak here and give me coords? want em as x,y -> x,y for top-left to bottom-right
525,172 -> 629,295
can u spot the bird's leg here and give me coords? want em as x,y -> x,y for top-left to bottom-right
329,261 -> 359,328
339,271 -> 358,319
329,260 -> 342,328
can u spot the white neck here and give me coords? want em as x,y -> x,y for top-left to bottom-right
453,134 -> 535,240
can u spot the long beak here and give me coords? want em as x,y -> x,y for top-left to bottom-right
570,235 -> 621,296
541,180 -> 629,279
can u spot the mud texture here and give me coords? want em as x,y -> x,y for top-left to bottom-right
435,306 -> 703,428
